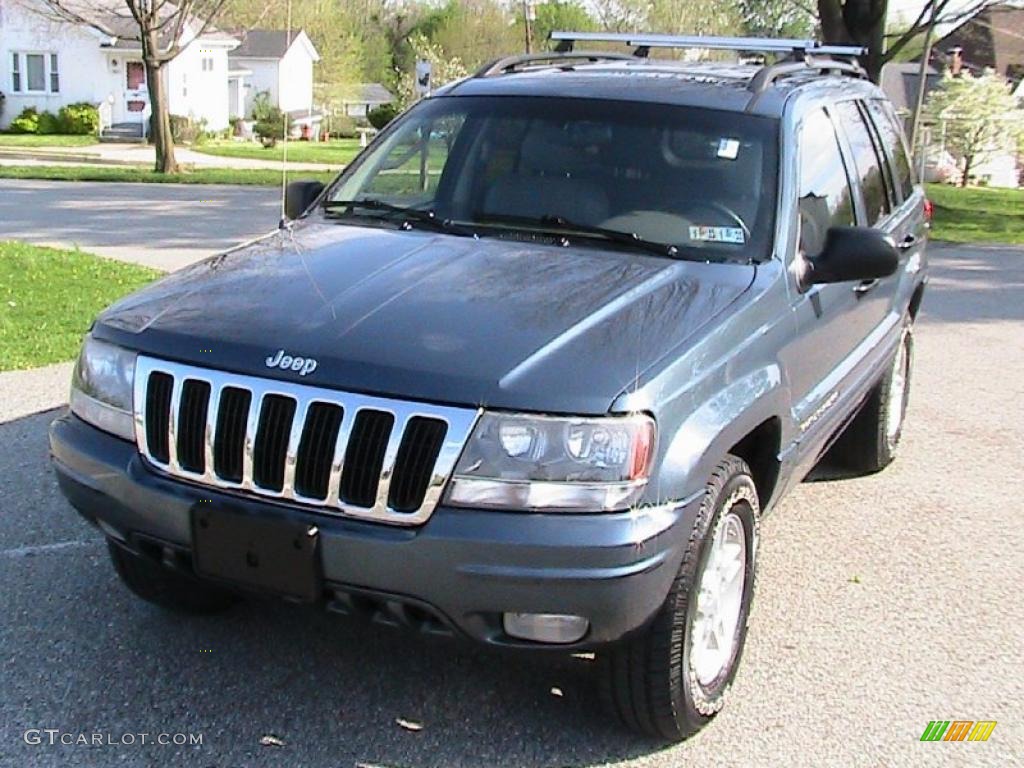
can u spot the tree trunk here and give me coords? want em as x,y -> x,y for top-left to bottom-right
818,0 -> 888,83
141,29 -> 177,174
960,155 -> 973,187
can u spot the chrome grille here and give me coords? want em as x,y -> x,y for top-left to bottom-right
133,356 -> 479,526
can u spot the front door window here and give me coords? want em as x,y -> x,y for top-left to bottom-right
126,61 -> 146,91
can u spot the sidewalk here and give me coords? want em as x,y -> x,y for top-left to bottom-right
0,143 -> 336,172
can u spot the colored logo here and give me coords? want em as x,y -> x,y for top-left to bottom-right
920,720 -> 997,742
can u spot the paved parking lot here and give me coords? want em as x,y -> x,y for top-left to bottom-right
0,229 -> 1021,765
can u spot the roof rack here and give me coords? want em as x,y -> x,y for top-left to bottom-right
747,55 -> 866,93
474,51 -> 635,78
549,31 -> 866,59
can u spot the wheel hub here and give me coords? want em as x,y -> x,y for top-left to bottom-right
690,511 -> 747,687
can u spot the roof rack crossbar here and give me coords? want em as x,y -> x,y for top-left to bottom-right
549,31 -> 866,59
474,50 -> 636,78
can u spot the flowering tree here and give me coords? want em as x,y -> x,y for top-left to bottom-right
925,69 -> 1024,187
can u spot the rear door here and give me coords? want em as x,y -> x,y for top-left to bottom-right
863,98 -> 928,273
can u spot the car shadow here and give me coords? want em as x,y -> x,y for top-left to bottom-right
1,408 -> 668,767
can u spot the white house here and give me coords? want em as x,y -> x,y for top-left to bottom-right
228,29 -> 320,120
0,0 -> 238,135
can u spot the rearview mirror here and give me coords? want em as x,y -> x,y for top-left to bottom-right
284,180 -> 325,221
802,226 -> 899,287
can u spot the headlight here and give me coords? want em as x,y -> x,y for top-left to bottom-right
445,412 -> 655,512
70,335 -> 136,441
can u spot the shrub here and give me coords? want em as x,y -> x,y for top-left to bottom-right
250,90 -> 276,122
254,107 -> 288,147
169,114 -> 207,144
58,102 -> 100,135
367,103 -> 398,130
37,111 -> 61,134
9,107 -> 41,134
328,114 -> 358,138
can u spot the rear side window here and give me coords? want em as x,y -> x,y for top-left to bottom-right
797,108 -> 854,258
867,99 -> 915,201
835,101 -> 891,225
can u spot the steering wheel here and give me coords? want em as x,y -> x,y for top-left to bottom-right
684,202 -> 751,241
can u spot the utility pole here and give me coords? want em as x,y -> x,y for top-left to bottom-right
523,0 -> 535,54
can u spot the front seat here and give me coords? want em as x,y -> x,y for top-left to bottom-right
481,124 -> 610,226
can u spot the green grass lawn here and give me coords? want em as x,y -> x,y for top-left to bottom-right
193,138 -> 363,166
0,165 -> 337,186
0,134 -> 98,147
0,242 -> 160,371
926,183 -> 1024,245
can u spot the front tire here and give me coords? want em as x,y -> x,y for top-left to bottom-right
599,455 -> 760,741
108,540 -> 236,615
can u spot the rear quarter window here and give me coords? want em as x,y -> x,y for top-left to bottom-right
835,101 -> 891,226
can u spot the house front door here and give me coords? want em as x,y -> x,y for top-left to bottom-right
122,61 -> 148,127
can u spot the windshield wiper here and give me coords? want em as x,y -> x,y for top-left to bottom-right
324,199 -> 476,237
469,213 -> 682,259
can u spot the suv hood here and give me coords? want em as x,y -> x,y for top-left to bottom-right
96,222 -> 756,414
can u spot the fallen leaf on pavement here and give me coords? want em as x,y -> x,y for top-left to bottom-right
396,717 -> 424,732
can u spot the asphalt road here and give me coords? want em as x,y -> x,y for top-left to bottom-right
1,242 -> 1022,768
0,180 -> 282,270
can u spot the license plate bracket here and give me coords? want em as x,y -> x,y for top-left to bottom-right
192,505 -> 321,602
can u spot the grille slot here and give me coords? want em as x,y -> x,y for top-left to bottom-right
145,372 -> 173,463
389,417 -> 448,512
340,410 -> 395,507
214,387 -> 251,482
253,395 -> 297,491
176,379 -> 211,473
294,403 -> 344,500
134,356 -> 477,526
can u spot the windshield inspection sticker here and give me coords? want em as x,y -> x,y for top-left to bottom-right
689,225 -> 746,244
717,138 -> 740,160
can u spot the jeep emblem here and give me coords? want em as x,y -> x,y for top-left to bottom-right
265,349 -> 318,376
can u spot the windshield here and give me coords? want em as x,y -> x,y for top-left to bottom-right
327,96 -> 779,262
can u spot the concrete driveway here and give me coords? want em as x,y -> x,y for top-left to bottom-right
0,180 -> 281,271
0,243 -> 1021,768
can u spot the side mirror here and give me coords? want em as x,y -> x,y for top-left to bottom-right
802,226 -> 899,287
283,180 -> 325,221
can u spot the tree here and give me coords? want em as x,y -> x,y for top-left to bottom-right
740,0 -> 814,38
394,33 -> 470,108
515,1 -> 597,51
30,0 -> 229,173
816,0 -> 994,82
924,69 -> 1023,186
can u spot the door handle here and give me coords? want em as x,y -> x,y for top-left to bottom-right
897,234 -> 919,252
852,279 -> 879,296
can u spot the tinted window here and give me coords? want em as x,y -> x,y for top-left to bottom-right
867,99 -> 915,201
836,101 -> 891,225
798,108 -> 854,258
330,97 -> 780,263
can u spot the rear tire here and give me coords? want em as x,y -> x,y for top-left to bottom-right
830,324 -> 913,474
108,540 -> 236,615
599,455 -> 760,741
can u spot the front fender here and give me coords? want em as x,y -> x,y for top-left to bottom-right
647,365 -> 789,504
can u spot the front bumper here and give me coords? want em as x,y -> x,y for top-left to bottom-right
49,413 -> 700,649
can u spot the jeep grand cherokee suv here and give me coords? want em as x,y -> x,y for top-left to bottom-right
50,32 -> 928,741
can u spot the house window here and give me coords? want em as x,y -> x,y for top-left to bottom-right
126,61 -> 146,90
202,57 -> 214,72
10,51 -> 60,93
